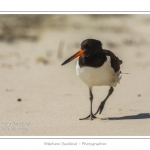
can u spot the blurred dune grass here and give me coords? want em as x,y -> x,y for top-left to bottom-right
0,14 -> 130,43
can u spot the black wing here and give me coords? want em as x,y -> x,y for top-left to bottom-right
103,49 -> 122,72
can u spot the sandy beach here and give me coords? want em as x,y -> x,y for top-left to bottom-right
0,14 -> 150,136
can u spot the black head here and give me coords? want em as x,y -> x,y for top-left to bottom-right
61,38 -> 103,65
81,39 -> 103,57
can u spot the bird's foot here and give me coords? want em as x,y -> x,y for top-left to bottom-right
94,101 -> 106,115
79,113 -> 97,120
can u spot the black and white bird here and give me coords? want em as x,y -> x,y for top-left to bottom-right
61,39 -> 122,120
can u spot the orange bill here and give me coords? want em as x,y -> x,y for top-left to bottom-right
61,49 -> 84,65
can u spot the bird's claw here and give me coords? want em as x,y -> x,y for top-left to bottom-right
79,114 -> 97,120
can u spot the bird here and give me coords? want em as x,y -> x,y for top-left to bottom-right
61,39 -> 122,120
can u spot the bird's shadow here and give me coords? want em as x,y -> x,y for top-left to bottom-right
101,113 -> 150,120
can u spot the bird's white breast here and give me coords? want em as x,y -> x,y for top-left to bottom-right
76,56 -> 121,87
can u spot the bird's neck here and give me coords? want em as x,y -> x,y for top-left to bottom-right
79,49 -> 107,68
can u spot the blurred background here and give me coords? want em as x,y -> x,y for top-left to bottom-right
0,14 -> 150,69
0,14 -> 150,136
0,14 -> 150,65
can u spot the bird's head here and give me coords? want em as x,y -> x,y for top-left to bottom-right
61,39 -> 102,66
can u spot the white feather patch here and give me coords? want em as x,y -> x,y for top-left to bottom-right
76,56 -> 121,87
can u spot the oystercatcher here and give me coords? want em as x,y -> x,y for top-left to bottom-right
61,39 -> 122,120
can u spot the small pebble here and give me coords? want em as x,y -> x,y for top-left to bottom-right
17,98 -> 22,102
